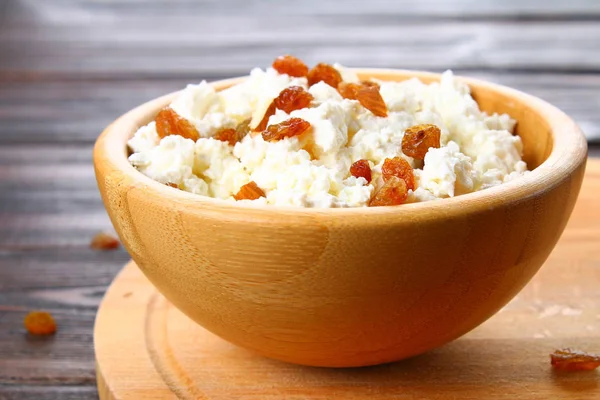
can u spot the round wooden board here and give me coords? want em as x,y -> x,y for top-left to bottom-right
95,161 -> 600,400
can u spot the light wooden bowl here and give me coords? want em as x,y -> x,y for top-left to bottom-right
94,69 -> 587,367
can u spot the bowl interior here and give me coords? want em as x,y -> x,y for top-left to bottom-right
362,72 -> 552,170
471,85 -> 553,169
103,69 -> 587,221
127,72 -> 553,171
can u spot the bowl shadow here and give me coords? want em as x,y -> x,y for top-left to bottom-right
247,337 -> 600,397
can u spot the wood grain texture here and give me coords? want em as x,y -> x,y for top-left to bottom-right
0,386 -> 99,400
94,70 -> 587,367
0,143 -> 121,247
3,1 -> 600,78
95,159 -> 600,398
2,73 -> 600,144
1,0 -> 600,397
3,20 -> 600,76
9,0 -> 600,19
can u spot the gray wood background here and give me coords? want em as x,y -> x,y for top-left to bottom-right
1,1 -> 599,398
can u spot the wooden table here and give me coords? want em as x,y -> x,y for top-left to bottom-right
0,1 -> 599,398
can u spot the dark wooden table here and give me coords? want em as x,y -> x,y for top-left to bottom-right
1,1 -> 599,398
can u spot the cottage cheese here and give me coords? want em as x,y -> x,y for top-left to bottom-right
128,65 -> 528,207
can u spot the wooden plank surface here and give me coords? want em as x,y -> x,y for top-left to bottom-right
1,0 -> 600,398
95,161 -> 600,399
3,1 -> 600,78
4,18 -> 600,76
3,73 -> 600,144
9,0 -> 600,19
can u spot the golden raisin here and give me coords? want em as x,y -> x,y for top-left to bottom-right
215,119 -> 251,145
272,55 -> 309,77
357,85 -> 388,117
155,107 -> 200,141
262,117 -> 311,142
253,101 -> 276,132
90,232 -> 120,250
166,182 -> 179,189
369,176 -> 408,207
361,80 -> 380,89
350,159 -> 372,183
214,128 -> 237,146
24,311 -> 57,336
551,348 -> 600,371
337,82 -> 362,100
234,181 -> 266,201
235,118 -> 251,140
307,63 -> 342,88
274,86 -> 314,114
381,157 -> 415,191
402,124 -> 441,159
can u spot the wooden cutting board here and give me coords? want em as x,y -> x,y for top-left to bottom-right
94,160 -> 600,400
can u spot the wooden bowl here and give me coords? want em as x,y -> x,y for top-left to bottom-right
94,70 -> 587,367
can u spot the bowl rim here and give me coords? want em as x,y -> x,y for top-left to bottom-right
94,68 -> 588,222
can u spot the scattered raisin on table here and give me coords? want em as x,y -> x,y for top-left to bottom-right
550,348 -> 600,371
234,181 -> 266,201
350,159 -> 372,183
155,107 -> 200,141
262,118 -> 311,142
24,311 -> 57,336
402,124 -> 441,160
90,232 -> 120,250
